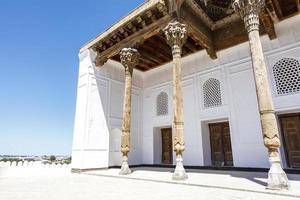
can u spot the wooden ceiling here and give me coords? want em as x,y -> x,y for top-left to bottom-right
111,33 -> 203,71
195,0 -> 235,21
272,0 -> 300,19
82,0 -> 300,72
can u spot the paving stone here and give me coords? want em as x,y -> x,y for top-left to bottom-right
0,174 -> 299,200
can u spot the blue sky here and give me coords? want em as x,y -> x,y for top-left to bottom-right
0,0 -> 144,155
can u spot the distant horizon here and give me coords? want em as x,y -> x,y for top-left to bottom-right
0,0 -> 144,155
0,154 -> 71,157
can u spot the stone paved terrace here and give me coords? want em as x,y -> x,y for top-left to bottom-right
1,167 -> 300,200
84,167 -> 300,199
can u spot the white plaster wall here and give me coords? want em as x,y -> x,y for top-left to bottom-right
98,61 -> 143,166
72,50 -> 110,169
72,52 -> 144,169
141,14 -> 300,168
73,14 -> 300,169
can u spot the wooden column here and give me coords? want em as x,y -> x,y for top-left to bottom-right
164,21 -> 188,180
233,0 -> 289,190
119,48 -> 140,175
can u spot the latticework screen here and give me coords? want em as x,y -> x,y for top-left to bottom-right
156,91 -> 168,116
273,58 -> 300,95
203,78 -> 222,108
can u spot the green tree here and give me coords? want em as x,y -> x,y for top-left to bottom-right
49,155 -> 56,163
64,156 -> 72,164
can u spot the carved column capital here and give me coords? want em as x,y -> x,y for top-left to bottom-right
163,21 -> 187,56
120,48 -> 140,75
232,0 -> 265,32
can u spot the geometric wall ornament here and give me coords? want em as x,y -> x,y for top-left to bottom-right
273,57 -> 300,95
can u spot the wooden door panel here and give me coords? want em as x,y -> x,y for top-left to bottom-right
224,152 -> 233,166
209,122 -> 233,167
289,151 -> 300,168
161,128 -> 172,164
209,124 -> 224,166
213,152 -> 224,166
222,124 -> 233,166
280,115 -> 300,168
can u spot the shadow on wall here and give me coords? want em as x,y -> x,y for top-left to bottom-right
109,128 -> 122,166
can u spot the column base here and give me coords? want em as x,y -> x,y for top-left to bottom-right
267,157 -> 290,190
172,155 -> 188,181
119,156 -> 131,175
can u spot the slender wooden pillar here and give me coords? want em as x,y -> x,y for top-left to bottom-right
233,0 -> 289,189
119,48 -> 140,175
164,21 -> 188,180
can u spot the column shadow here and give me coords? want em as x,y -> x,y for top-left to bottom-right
130,166 -> 300,187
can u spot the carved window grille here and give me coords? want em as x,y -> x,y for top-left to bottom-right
156,91 -> 168,116
203,78 -> 222,108
273,58 -> 300,95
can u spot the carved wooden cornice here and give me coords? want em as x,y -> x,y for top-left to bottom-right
81,0 -> 168,64
80,0 -> 300,71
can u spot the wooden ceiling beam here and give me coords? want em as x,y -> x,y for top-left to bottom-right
154,33 -> 168,44
184,38 -> 199,53
149,35 -> 173,57
135,66 -> 144,71
295,0 -> 300,11
188,30 -> 217,59
145,41 -> 173,60
136,62 -> 152,71
139,44 -> 170,63
213,20 -> 268,51
271,0 -> 284,19
140,49 -> 164,65
213,21 -> 248,51
180,0 -> 217,59
139,57 -> 156,69
181,46 -> 189,55
265,0 -> 280,22
260,10 -> 277,40
138,64 -> 151,71
95,15 -> 172,66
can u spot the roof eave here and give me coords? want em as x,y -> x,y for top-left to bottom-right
79,0 -> 166,53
